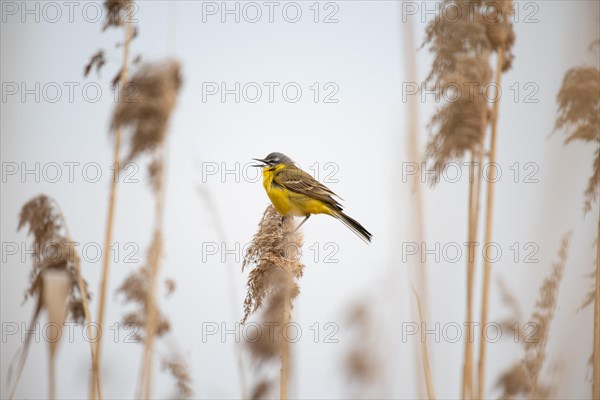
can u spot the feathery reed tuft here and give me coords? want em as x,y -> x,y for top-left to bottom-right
555,66 -> 600,213
103,0 -> 132,30
496,277 -> 526,339
17,195 -> 91,321
343,302 -> 382,395
423,0 -> 514,178
242,205 -> 304,400
425,54 -> 492,177
116,232 -> 171,341
482,0 -> 515,70
250,380 -> 273,400
577,269 -> 597,314
424,0 -> 514,78
424,0 -> 491,82
10,195 -> 95,400
496,232 -> 572,399
111,60 -> 182,168
555,40 -> 600,398
242,205 -> 304,325
161,356 -> 193,399
84,50 -> 106,78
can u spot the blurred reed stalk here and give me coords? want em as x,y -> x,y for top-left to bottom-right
197,187 -> 248,398
94,5 -> 135,398
56,204 -> 99,400
595,217 -> 599,399
464,148 -> 482,400
412,288 -> 436,400
401,10 -> 430,397
478,1 -> 514,395
280,262 -> 292,400
139,149 -> 166,399
43,270 -> 71,400
591,220 -> 600,399
476,47 -> 504,399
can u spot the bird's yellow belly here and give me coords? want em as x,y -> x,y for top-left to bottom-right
266,184 -> 331,217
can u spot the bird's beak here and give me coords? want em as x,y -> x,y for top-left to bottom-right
252,158 -> 266,167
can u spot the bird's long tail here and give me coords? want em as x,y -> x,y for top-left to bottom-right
332,210 -> 372,243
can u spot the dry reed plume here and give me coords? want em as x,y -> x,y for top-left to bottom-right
112,61 -> 182,168
84,50 -> 106,79
496,232 -> 572,399
496,277 -> 525,339
423,0 -> 515,174
9,195 -> 95,400
424,53 -> 492,177
116,232 -> 171,341
554,43 -> 600,398
423,1 -> 515,397
160,356 -> 193,399
242,205 -> 304,400
342,301 -> 384,399
555,66 -> 600,213
117,236 -> 194,399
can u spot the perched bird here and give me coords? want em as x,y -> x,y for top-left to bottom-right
252,152 -> 372,243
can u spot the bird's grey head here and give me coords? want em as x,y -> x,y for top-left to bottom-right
253,152 -> 294,167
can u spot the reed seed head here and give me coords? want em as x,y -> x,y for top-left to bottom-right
241,205 -> 304,325
18,195 -> 91,323
112,60 -> 182,173
117,231 -> 171,341
555,66 -> 600,213
161,356 -> 193,399
496,232 -> 572,399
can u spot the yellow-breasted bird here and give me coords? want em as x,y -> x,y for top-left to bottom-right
252,152 -> 372,243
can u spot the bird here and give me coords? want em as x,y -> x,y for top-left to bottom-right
252,152 -> 372,243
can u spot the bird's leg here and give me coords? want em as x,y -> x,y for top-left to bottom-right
293,215 -> 310,232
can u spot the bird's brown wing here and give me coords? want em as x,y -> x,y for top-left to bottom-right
274,165 -> 343,211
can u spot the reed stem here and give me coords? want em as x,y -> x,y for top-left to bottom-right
280,226 -> 294,400
280,298 -> 290,400
139,146 -> 166,400
477,47 -> 504,400
413,288 -> 436,400
93,18 -> 134,400
462,146 -> 483,400
53,201 -> 100,400
402,15 -> 431,399
49,354 -> 56,400
593,210 -> 600,399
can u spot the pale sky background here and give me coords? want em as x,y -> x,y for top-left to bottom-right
1,1 -> 599,399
